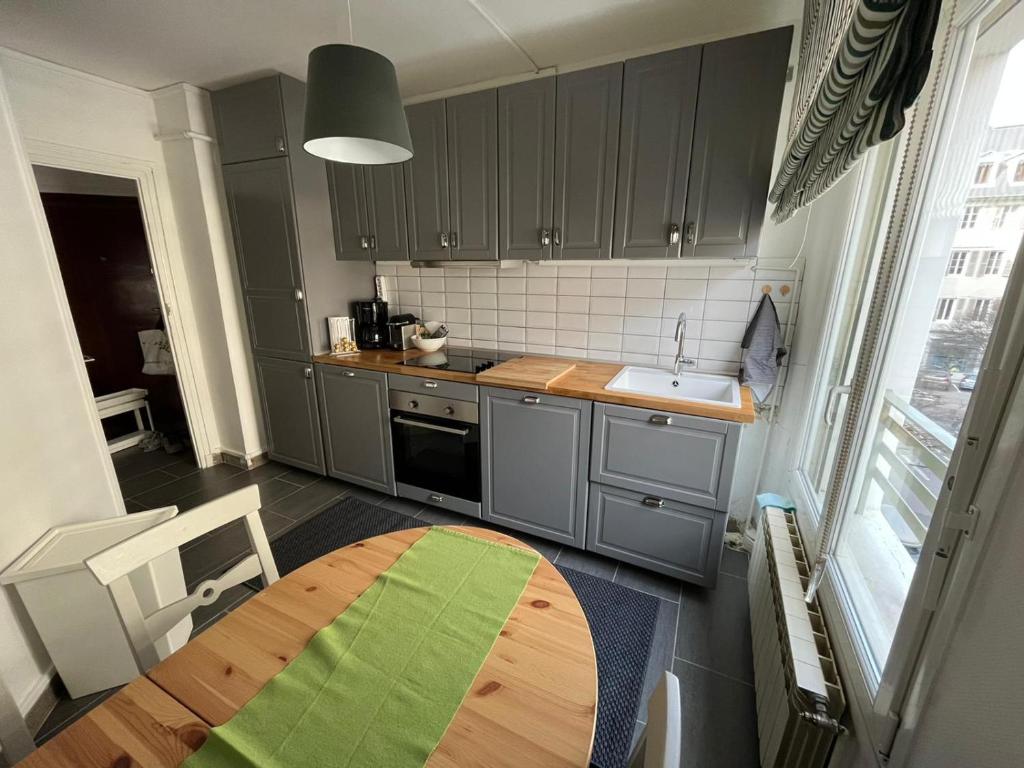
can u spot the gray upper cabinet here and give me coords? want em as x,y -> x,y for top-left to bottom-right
404,100 -> 451,261
553,64 -> 622,261
316,365 -> 395,493
327,163 -> 371,261
365,164 -> 410,261
212,77 -> 289,165
221,157 -> 310,360
683,27 -> 793,259
613,47 -> 701,259
254,356 -> 324,474
328,163 -> 409,261
480,387 -> 590,547
498,78 -> 555,261
446,90 -> 498,261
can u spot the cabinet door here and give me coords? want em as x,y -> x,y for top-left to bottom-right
498,78 -> 555,260
365,164 -> 410,261
614,47 -> 701,259
404,100 -> 451,261
212,77 -> 288,165
222,158 -> 310,360
591,403 -> 739,510
480,388 -> 590,547
446,90 -> 498,261
587,484 -> 726,586
254,356 -> 324,473
316,366 -> 395,493
553,64 -> 622,261
327,163 -> 371,261
683,28 -> 792,259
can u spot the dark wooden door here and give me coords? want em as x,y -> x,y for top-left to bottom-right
553,64 -> 622,260
683,27 -> 793,259
222,157 -> 310,360
404,100 -> 451,261
614,47 -> 701,259
446,89 -> 498,261
498,77 -> 555,260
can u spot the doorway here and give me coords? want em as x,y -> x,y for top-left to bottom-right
33,166 -> 197,481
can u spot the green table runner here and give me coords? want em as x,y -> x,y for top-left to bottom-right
185,527 -> 540,768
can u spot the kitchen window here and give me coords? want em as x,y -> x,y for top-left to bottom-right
946,250 -> 969,274
960,204 -> 981,228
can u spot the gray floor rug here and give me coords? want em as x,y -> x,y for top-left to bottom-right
267,496 -> 660,768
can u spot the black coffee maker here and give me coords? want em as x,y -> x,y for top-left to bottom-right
354,298 -> 388,349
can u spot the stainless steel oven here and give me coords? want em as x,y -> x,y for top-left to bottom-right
388,390 -> 481,517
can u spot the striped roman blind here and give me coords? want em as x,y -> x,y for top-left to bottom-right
770,0 -> 943,223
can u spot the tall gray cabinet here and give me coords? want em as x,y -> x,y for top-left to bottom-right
403,92 -> 498,261
214,73 -> 373,473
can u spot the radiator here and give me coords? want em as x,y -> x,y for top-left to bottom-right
749,506 -> 846,768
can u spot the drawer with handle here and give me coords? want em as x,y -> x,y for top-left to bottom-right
586,483 -> 726,587
387,372 -> 479,402
590,403 -> 740,510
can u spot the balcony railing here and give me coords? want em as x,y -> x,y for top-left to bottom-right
856,390 -> 956,553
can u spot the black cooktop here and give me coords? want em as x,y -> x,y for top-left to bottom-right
398,347 -> 515,374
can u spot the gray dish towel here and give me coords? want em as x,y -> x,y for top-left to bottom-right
740,294 -> 786,403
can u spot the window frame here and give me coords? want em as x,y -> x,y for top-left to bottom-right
982,249 -> 1003,275
972,160 -> 993,185
960,204 -> 981,228
946,249 -> 968,274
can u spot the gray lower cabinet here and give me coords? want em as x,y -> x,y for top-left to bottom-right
587,484 -> 727,586
591,403 -> 739,510
480,387 -> 590,547
222,157 -> 310,361
553,64 -> 622,260
254,356 -> 324,474
613,46 -> 701,259
316,365 -> 395,494
683,27 -> 793,259
498,77 -> 555,261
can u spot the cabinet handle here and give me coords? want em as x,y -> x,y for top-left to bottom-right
440,231 -> 449,248
450,231 -> 459,249
522,395 -> 541,405
423,380 -> 438,389
552,228 -> 561,246
642,496 -> 665,508
342,370 -> 355,377
359,235 -> 370,250
685,221 -> 696,245
294,288 -> 304,301
539,229 -> 551,247
649,414 -> 673,426
274,136 -> 286,153
369,234 -> 377,250
668,223 -> 681,245
429,494 -> 445,503
303,367 -> 312,379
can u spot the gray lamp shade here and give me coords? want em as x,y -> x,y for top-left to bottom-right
303,44 -> 413,164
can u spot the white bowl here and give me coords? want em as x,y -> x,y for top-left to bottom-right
411,322 -> 447,352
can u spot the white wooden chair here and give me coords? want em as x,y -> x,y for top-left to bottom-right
629,671 -> 682,768
85,485 -> 279,673
0,672 -> 35,767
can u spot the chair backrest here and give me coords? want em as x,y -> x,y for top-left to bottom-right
0,671 -> 35,766
629,671 -> 682,768
85,484 -> 279,673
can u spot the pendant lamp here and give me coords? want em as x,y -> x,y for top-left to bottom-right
303,44 -> 413,164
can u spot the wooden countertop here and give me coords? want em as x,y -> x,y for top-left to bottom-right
313,347 -> 756,423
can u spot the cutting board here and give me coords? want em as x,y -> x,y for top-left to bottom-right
475,356 -> 576,389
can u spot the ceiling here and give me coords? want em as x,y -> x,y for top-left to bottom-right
0,0 -> 799,97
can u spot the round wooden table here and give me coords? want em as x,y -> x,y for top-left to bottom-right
147,526 -> 599,767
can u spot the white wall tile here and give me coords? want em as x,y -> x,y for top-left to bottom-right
557,277 -> 591,295
376,262 -> 398,275
421,292 -> 445,307
665,264 -> 709,279
399,291 -> 421,307
499,310 -> 525,327
557,313 -> 589,331
625,298 -> 664,317
472,324 -> 497,341
527,294 -> 556,312
623,316 -> 661,335
527,277 -> 556,294
502,341 -> 526,352
397,276 -> 421,291
592,264 -> 627,278
702,320 -> 746,342
498,293 -> 526,311
622,334 -> 660,354
710,266 -> 754,280
627,264 -> 667,279
621,352 -> 659,364
626,278 -> 665,298
700,339 -> 743,362
472,308 -> 497,325
526,343 -> 556,355
591,296 -> 625,315
526,328 -> 556,346
665,279 -> 707,300
557,295 -> 590,313
556,330 -> 588,348
499,277 -> 526,293
706,279 -> 752,301
420,276 -> 445,292
588,332 -> 622,351
470,276 -> 497,293
527,311 -> 556,329
445,276 -> 470,293
558,265 -> 591,278
498,326 -> 525,343
591,278 -> 627,297
703,300 -> 750,321
589,314 -> 624,333
471,293 -> 497,309
662,299 -> 704,319
446,307 -> 471,323
447,292 -> 471,308
588,349 -> 621,361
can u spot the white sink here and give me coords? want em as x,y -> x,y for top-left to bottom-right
605,366 -> 741,408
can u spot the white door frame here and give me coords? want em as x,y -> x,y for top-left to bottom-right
23,138 -> 215,471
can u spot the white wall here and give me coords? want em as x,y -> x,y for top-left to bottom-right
0,68 -> 123,713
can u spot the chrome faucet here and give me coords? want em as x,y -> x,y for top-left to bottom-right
673,312 -> 695,375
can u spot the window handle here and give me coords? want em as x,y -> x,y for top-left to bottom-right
824,384 -> 852,426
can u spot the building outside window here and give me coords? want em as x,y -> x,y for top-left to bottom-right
992,205 -> 1010,227
961,204 -> 981,228
947,250 -> 969,274
974,161 -> 994,184
983,250 -> 1004,274
1014,159 -> 1024,183
934,297 -> 956,320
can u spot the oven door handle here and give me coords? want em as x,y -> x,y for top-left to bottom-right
392,415 -> 471,436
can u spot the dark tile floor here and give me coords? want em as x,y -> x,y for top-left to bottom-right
37,449 -> 756,767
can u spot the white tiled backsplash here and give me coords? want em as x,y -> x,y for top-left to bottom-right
375,260 -> 800,376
